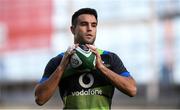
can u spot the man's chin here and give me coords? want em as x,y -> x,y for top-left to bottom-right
85,42 -> 94,45
80,40 -> 94,45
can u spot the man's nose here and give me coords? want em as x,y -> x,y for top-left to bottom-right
87,24 -> 92,31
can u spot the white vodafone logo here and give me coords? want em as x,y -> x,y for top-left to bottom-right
79,73 -> 94,88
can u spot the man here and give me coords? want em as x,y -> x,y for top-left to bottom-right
34,8 -> 137,109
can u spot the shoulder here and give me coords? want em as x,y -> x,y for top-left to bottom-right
97,48 -> 122,65
41,52 -> 65,80
55,52 -> 65,60
47,52 -> 65,66
97,48 -> 119,58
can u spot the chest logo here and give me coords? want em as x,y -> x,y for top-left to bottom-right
79,73 -> 94,88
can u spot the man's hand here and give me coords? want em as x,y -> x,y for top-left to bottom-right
86,44 -> 137,97
59,44 -> 78,70
35,44 -> 79,106
86,44 -> 104,69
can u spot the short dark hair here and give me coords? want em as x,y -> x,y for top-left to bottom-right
71,8 -> 98,26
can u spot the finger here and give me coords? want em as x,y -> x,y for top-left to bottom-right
90,48 -> 97,54
71,49 -> 76,54
75,43 -> 79,48
89,48 -> 100,57
85,44 -> 90,48
86,45 -> 99,55
71,44 -> 76,50
66,46 -> 75,55
86,44 -> 96,51
86,44 -> 95,50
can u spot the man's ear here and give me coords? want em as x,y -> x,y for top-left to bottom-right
70,26 -> 75,35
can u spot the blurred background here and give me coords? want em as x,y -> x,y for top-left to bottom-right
0,0 -> 180,109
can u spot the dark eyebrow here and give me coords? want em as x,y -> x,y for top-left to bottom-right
80,21 -> 97,24
80,20 -> 97,23
92,22 -> 97,25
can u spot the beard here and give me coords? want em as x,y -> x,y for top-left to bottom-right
83,38 -> 95,44
75,36 -> 96,45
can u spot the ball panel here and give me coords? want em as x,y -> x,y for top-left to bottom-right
70,53 -> 82,68
70,45 -> 96,70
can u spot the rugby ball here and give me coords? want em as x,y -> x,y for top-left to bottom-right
70,45 -> 96,70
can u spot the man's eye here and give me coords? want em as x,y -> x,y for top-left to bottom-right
80,22 -> 87,26
92,24 -> 97,27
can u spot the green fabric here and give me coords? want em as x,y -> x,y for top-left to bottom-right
62,65 -> 75,79
97,48 -> 104,55
62,48 -> 104,79
76,51 -> 96,70
61,49 -> 115,110
63,95 -> 110,110
62,85 -> 114,110
94,85 -> 114,98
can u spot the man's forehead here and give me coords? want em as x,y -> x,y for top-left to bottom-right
77,14 -> 97,22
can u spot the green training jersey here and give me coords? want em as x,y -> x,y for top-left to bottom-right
39,49 -> 131,109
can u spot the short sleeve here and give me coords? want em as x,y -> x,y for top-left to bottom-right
110,53 -> 131,77
39,54 -> 63,84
